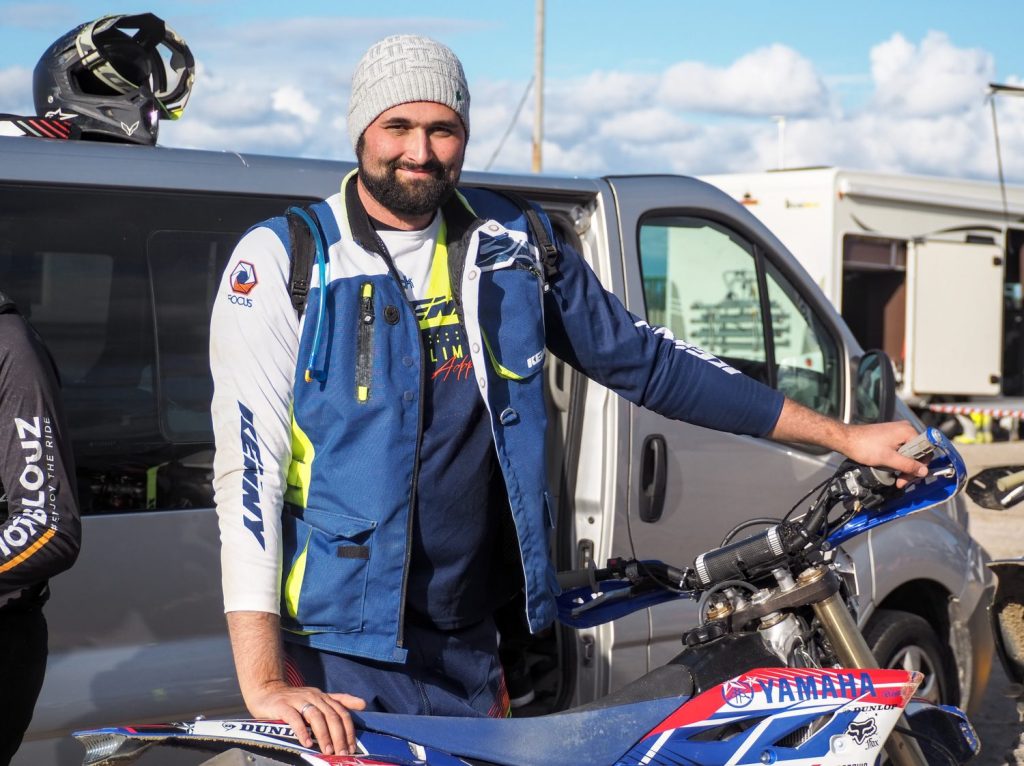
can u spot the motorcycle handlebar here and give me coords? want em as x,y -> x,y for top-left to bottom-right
557,431 -> 943,594
557,559 -> 691,592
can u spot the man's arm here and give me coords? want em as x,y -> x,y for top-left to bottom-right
0,314 -> 80,599
226,611 -> 365,755
542,235 -> 928,475
210,225 -> 363,755
769,398 -> 928,481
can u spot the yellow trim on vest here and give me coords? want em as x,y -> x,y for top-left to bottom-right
482,333 -> 524,381
337,168 -> 359,243
285,409 -> 315,508
284,529 -> 311,619
418,219 -> 460,331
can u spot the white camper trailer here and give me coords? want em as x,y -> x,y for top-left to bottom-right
703,168 -> 1024,418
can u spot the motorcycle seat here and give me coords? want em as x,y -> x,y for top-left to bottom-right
354,664 -> 692,766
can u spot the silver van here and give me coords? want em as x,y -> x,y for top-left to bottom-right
0,136 -> 993,765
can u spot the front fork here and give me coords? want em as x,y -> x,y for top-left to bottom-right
813,588 -> 929,766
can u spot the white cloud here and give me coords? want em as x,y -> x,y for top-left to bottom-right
596,107 -> 696,144
471,34 -> 1020,184
271,85 -> 320,124
657,44 -> 829,117
0,66 -> 33,114
870,31 -> 994,117
10,25 -> 1019,187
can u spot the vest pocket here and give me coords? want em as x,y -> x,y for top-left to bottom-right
281,507 -> 376,633
478,259 -> 545,380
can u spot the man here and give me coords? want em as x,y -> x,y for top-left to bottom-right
210,34 -> 927,757
0,291 -> 80,765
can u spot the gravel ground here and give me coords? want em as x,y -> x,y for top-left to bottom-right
956,442 -> 1024,766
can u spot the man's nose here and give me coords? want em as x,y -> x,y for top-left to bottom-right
403,129 -> 432,165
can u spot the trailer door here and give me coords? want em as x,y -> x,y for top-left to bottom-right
907,239 -> 1003,396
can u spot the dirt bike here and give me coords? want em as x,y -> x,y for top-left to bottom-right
74,429 -> 980,766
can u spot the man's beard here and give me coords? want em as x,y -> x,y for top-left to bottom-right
358,143 -> 460,217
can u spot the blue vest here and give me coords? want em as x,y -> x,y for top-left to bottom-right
272,184 -> 558,663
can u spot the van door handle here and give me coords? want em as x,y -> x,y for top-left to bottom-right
639,434 -> 667,523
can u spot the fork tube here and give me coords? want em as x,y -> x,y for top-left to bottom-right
813,592 -> 928,766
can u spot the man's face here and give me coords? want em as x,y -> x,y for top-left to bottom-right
357,101 -> 467,218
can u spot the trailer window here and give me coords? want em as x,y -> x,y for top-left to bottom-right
0,184 -> 312,514
639,215 -> 840,417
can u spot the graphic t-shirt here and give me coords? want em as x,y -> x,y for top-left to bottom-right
377,215 -> 511,629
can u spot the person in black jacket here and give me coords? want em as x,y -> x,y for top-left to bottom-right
0,290 -> 80,765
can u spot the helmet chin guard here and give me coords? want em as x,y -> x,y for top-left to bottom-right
33,13 -> 195,145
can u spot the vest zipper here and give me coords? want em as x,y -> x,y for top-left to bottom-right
355,282 -> 374,402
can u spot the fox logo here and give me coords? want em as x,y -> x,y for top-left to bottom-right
848,718 -> 878,746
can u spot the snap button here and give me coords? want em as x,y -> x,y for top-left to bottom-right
478,377 -> 487,388
499,407 -> 518,425
402,356 -> 414,367
488,224 -> 500,232
384,305 -> 400,324
467,269 -> 478,281
403,391 -> 414,402
471,343 -> 480,354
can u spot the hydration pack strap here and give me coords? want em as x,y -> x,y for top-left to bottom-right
285,205 -> 323,317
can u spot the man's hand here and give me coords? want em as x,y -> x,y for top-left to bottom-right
226,611 -> 366,755
243,678 -> 366,756
769,398 -> 930,485
837,421 -> 930,487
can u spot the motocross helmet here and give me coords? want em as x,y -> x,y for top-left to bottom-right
32,13 -> 195,145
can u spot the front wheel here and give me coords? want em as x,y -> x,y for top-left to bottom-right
863,608 -> 954,705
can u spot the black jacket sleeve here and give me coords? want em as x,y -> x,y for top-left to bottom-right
0,311 -> 81,607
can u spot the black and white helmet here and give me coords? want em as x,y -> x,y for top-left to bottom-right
32,13 -> 195,145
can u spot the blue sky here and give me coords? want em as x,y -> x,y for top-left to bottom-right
2,1 -> 1023,182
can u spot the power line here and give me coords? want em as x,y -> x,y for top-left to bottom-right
484,76 -> 534,172
987,82 -> 1024,223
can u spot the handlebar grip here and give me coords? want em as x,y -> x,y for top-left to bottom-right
899,430 -> 937,463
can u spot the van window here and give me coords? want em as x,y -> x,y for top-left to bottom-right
639,216 -> 840,417
0,184 -> 311,513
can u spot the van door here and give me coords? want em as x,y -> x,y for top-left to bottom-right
605,176 -> 853,668
906,239 -> 1003,396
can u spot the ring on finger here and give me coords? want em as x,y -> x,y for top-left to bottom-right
300,702 -> 315,717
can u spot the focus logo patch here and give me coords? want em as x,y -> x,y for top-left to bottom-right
231,261 -> 258,295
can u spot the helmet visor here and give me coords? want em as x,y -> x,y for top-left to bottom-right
75,13 -> 195,120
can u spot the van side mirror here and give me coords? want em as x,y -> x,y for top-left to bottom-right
854,349 -> 897,424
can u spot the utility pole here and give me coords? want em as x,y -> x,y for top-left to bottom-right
532,0 -> 545,173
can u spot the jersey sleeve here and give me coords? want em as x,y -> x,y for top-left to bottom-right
210,223 -> 300,615
543,235 -> 784,437
0,316 -> 81,601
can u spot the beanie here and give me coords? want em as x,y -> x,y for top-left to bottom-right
348,34 -> 470,150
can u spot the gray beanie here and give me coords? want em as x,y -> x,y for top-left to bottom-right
348,34 -> 470,150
